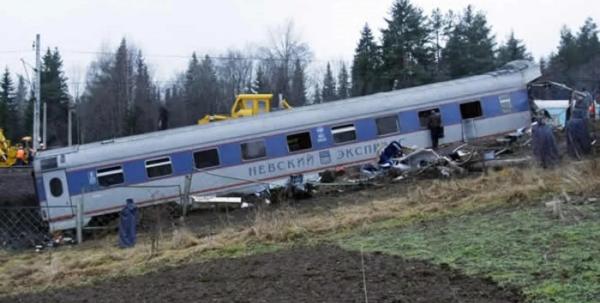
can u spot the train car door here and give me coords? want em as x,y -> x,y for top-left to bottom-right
459,101 -> 483,142
43,170 -> 73,221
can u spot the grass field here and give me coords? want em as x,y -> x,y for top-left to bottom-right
341,203 -> 600,303
2,160 -> 600,301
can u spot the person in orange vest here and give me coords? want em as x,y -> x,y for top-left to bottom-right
15,145 -> 26,166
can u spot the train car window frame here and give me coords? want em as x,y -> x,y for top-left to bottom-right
499,95 -> 512,113
49,178 -> 63,197
241,139 -> 267,161
193,148 -> 221,170
417,108 -> 441,128
97,165 -> 125,187
145,157 -> 173,179
286,132 -> 313,153
460,101 -> 483,119
375,115 -> 400,136
331,124 -> 357,144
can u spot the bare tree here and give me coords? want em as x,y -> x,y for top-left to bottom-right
217,49 -> 254,111
259,20 -> 312,103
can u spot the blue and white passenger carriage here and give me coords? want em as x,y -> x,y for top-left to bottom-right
34,61 -> 541,231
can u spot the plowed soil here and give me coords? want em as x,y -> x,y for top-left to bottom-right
4,245 -> 522,303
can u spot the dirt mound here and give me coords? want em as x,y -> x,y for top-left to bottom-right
4,245 -> 522,303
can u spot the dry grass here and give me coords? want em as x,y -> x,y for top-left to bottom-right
2,159 -> 600,296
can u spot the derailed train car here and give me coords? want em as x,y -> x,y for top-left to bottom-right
33,61 -> 541,232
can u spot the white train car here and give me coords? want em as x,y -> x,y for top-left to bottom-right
33,61 -> 541,231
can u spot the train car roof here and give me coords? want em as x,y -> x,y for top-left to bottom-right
35,60 -> 540,170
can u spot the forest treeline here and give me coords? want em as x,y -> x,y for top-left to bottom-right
0,0 -> 599,146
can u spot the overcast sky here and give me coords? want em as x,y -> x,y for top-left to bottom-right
0,0 -> 598,90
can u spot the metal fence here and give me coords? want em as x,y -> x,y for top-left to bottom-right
0,180 -> 270,252
0,206 -> 59,250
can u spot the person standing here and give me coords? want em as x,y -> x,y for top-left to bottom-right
15,145 -> 26,166
427,110 -> 442,149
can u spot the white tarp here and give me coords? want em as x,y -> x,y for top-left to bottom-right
535,100 -> 569,127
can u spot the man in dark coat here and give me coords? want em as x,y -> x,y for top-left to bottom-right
565,109 -> 592,159
532,116 -> 560,168
119,198 -> 137,248
427,110 -> 442,149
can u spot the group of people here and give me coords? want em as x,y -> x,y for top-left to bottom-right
532,91 -> 594,168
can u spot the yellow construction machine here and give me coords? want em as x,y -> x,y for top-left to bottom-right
198,94 -> 292,125
0,128 -> 31,167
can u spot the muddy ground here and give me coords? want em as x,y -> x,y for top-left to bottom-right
2,245 -> 522,303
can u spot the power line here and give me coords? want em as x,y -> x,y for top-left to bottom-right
0,49 -> 33,54
61,49 -> 321,62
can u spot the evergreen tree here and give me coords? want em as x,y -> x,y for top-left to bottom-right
253,65 -> 270,93
13,75 -> 27,140
497,31 -> 532,66
313,83 -> 322,104
289,59 -> 307,106
430,9 -> 444,73
198,55 -> 220,114
131,51 -> 157,134
576,18 -> 600,65
184,53 -> 202,123
443,6 -> 496,78
23,96 -> 34,138
183,54 -> 220,121
111,39 -> 134,137
546,18 -> 600,90
429,9 -> 456,80
351,24 -> 381,96
41,48 -> 71,146
321,63 -> 337,102
337,63 -> 350,99
0,68 -> 16,139
380,0 -> 434,90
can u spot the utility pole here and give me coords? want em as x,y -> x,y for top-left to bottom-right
67,104 -> 73,146
42,102 -> 47,147
33,34 -> 41,151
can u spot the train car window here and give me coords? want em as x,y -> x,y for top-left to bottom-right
49,178 -> 63,197
241,140 -> 266,160
145,157 -> 173,178
41,157 -> 58,170
499,95 -> 512,113
287,132 -> 312,152
331,124 -> 356,143
460,101 -> 483,119
417,109 -> 440,128
97,166 -> 124,187
375,116 -> 399,135
194,149 -> 220,169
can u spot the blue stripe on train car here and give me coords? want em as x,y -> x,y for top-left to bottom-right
171,150 -> 194,175
481,95 -> 503,118
355,118 -> 376,141
439,103 -> 461,125
36,177 -> 46,202
511,90 -> 529,112
398,110 -> 420,133
266,134 -> 288,158
123,160 -> 144,184
67,170 -> 89,195
311,126 -> 333,149
219,142 -> 242,166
